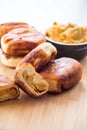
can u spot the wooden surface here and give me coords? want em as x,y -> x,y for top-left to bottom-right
0,55 -> 87,130
0,0 -> 87,130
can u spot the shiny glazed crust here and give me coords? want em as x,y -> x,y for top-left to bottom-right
40,57 -> 82,93
0,74 -> 20,101
1,27 -> 46,55
0,22 -> 29,39
15,63 -> 49,97
17,42 -> 57,71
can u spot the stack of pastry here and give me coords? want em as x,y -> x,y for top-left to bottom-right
0,22 -> 46,68
15,42 -> 82,97
0,42 -> 82,101
0,42 -> 57,100
15,42 -> 57,96
0,22 -> 82,101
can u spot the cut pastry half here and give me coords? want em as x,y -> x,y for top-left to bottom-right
0,74 -> 20,101
15,63 -> 49,97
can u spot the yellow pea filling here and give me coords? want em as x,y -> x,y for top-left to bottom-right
22,71 -> 46,93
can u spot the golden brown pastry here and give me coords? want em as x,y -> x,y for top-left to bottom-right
17,42 -> 57,71
0,74 -> 20,101
1,27 -> 46,55
40,57 -> 82,93
15,63 -> 49,97
0,27 -> 46,68
0,22 -> 29,39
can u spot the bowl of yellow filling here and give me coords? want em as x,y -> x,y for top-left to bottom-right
46,22 -> 87,60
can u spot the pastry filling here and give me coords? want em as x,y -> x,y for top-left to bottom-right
22,71 -> 46,93
0,87 -> 18,97
9,87 -> 18,96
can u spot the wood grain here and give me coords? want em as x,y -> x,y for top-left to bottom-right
0,56 -> 87,130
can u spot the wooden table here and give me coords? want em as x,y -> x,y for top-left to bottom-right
0,55 -> 87,130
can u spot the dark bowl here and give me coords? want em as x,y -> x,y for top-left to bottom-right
46,37 -> 87,60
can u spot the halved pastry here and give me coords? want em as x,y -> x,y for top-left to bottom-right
15,63 -> 49,97
17,42 -> 57,71
0,74 -> 20,101
40,57 -> 82,93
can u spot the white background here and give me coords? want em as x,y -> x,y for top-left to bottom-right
0,0 -> 87,31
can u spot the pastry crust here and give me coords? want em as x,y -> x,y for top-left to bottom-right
0,50 -> 24,68
17,42 -> 57,71
15,63 -> 49,97
0,22 -> 29,39
1,27 -> 46,55
0,74 -> 20,101
40,57 -> 82,93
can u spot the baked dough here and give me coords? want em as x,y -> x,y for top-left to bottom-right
0,74 -> 20,101
40,57 -> 82,93
15,63 -> 49,97
0,50 -> 24,68
1,27 -> 46,55
17,42 -> 57,71
0,22 -> 29,39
